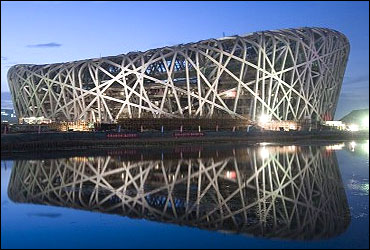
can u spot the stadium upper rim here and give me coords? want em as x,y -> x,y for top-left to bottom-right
8,26 -> 349,70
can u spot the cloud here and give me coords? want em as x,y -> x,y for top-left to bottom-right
28,213 -> 62,218
27,42 -> 62,48
2,61 -> 17,68
1,57 -> 7,60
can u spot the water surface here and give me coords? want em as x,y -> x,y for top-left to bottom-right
1,141 -> 369,249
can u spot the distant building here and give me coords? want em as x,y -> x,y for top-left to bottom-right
8,27 -> 350,125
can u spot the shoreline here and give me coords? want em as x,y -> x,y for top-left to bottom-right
1,130 -> 368,160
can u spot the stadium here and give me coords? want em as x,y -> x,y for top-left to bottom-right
7,27 -> 350,130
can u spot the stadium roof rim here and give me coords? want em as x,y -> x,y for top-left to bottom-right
11,26 -> 349,69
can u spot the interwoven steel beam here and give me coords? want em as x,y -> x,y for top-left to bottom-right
8,145 -> 350,240
8,27 -> 349,123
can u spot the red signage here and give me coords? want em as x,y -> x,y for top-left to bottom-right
173,132 -> 204,137
107,133 -> 138,139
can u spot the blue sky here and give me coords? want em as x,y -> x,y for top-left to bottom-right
1,1 -> 369,119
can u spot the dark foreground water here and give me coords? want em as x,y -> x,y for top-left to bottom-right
1,141 -> 369,249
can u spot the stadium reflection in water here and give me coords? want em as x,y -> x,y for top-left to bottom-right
7,144 -> 350,241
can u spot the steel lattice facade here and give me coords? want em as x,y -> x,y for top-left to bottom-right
8,27 -> 350,123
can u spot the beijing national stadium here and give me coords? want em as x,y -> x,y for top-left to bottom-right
7,27 -> 350,129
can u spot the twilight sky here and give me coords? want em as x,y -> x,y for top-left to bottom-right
1,1 -> 369,119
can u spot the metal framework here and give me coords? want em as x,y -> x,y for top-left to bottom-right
8,145 -> 350,240
8,27 -> 349,123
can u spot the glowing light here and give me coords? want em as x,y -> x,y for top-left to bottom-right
362,116 -> 369,128
348,124 -> 359,132
362,140 -> 369,154
224,90 -> 237,98
259,147 -> 270,159
325,143 -> 345,151
289,124 -> 296,130
225,171 -> 237,179
259,114 -> 271,124
350,141 -> 356,152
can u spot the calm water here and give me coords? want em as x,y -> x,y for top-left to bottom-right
1,141 -> 369,249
